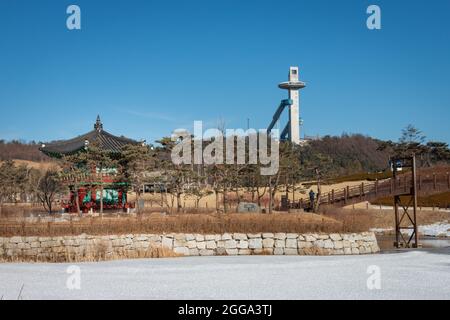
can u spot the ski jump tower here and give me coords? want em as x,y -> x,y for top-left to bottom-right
267,66 -> 306,144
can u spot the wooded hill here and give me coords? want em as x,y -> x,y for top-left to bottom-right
0,140 -> 50,162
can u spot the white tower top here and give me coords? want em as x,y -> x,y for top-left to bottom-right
278,67 -> 306,90
278,67 -> 306,144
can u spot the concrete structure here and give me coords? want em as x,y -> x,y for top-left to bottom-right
268,67 -> 306,144
0,232 -> 380,262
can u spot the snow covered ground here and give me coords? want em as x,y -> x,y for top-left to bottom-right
1,249 -> 449,300
414,222 -> 450,237
371,222 -> 450,237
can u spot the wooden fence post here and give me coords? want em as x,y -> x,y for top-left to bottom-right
375,179 -> 378,196
433,174 -> 437,190
360,183 -> 363,200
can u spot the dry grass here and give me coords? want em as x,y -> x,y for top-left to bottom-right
0,204 -> 48,218
12,159 -> 57,171
323,207 -> 450,230
321,208 -> 375,233
372,192 -> 450,208
0,244 -> 179,263
0,212 -> 345,237
300,247 -> 331,256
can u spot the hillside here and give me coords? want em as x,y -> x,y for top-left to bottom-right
0,140 -> 49,162
302,134 -> 391,178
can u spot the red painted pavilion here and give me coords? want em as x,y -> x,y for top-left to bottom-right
40,116 -> 140,213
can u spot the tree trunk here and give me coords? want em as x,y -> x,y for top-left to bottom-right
292,181 -> 296,204
74,186 -> 81,215
136,189 -> 141,214
268,177 -> 274,214
214,189 -> 219,213
223,187 -> 227,213
314,175 -> 322,213
235,189 -> 240,212
177,192 -> 182,212
100,184 -> 104,215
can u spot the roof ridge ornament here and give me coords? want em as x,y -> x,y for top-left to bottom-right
94,115 -> 103,131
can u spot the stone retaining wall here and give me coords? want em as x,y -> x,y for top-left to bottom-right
0,232 -> 380,262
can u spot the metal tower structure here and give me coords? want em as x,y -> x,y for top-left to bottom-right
392,155 -> 419,248
267,67 -> 306,144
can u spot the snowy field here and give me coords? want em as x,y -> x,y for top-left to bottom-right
0,249 -> 449,300
371,222 -> 450,237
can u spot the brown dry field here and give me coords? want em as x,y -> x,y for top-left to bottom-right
323,207 -> 450,230
1,208 -> 448,238
12,159 -> 58,171
0,212 -> 345,237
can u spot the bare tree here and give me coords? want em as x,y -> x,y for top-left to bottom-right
34,169 -> 63,214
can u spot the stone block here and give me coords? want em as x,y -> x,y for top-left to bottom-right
225,249 -> 238,255
286,239 -> 297,249
284,248 -> 298,255
206,241 -> 217,249
262,238 -> 274,248
233,233 -> 247,241
216,248 -> 227,255
225,240 -> 237,249
10,236 -> 22,243
274,233 -> 287,240
298,241 -> 312,249
162,237 -> 173,249
249,238 -> 262,249
217,241 -> 225,248
274,248 -> 284,255
197,241 -> 206,250
238,249 -> 251,255
200,249 -> 214,256
221,233 -> 232,241
174,239 -> 187,247
187,240 -> 197,249
313,240 -> 324,248
334,241 -> 344,249
237,240 -> 249,249
275,240 -> 285,248
174,247 -> 190,256
330,233 -> 342,241
185,234 -> 195,241
324,240 -> 334,249
174,234 -> 186,241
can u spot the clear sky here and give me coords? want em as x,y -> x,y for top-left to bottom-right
0,0 -> 449,145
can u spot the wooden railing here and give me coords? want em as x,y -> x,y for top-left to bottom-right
289,171 -> 450,210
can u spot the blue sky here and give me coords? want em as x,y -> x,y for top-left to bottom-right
0,0 -> 449,145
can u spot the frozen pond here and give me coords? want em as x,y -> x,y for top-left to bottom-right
1,249 -> 449,300
377,235 -> 450,250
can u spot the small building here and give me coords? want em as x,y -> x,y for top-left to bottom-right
40,116 -> 141,213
